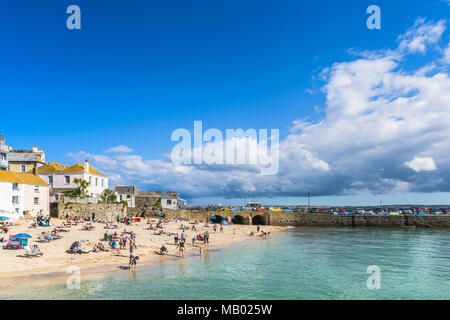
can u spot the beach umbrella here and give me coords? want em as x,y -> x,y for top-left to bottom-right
13,233 -> 32,239
221,220 -> 229,226
210,215 -> 216,220
0,217 -> 9,221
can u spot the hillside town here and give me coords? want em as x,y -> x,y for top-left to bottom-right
0,134 -> 186,222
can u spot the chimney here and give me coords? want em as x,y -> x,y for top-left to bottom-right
32,145 -> 38,153
84,159 -> 89,173
32,163 -> 37,176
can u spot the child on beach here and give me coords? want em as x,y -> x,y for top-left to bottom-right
160,244 -> 168,255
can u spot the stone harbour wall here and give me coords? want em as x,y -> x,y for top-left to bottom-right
51,203 -> 128,221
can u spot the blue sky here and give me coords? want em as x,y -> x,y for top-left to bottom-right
1,0 -> 450,205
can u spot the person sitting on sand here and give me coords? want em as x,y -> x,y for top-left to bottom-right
42,232 -> 50,242
160,244 -> 168,255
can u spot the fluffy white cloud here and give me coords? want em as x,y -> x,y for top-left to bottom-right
397,18 -> 446,54
67,18 -> 450,199
105,145 -> 134,153
405,157 -> 437,172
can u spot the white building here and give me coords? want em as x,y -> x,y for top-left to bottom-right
36,160 -> 108,202
161,192 -> 186,210
114,185 -> 137,207
0,135 -> 9,171
0,171 -> 50,221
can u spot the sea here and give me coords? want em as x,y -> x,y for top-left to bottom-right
1,227 -> 449,299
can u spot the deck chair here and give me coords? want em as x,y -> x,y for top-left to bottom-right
32,245 -> 43,256
39,233 -> 49,243
24,246 -> 35,257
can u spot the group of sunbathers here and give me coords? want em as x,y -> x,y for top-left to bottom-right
40,230 -> 62,242
36,215 -> 51,227
82,223 -> 95,231
93,242 -> 109,252
67,241 -> 89,254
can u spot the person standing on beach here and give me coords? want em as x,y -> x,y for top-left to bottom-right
130,231 -> 137,249
177,239 -> 185,258
220,224 -> 224,233
257,225 -> 261,232
181,230 -> 187,242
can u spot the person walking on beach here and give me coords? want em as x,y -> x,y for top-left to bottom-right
174,233 -> 179,245
257,224 -> 261,232
177,239 -> 185,258
220,224 -> 224,233
130,231 -> 137,249
205,231 -> 210,244
213,224 -> 217,233
129,238 -> 135,255
181,230 -> 187,242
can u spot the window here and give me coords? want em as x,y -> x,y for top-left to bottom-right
120,195 -> 123,200
21,165 -> 26,172
34,197 -> 39,205
12,196 -> 19,204
12,183 -> 19,191
167,199 -> 172,205
65,176 -> 70,184
101,179 -> 104,187
35,185 -> 40,192
127,195 -> 131,199
55,194 -> 59,201
89,177 -> 92,184
95,178 -> 98,186
48,176 -> 53,184
15,208 -> 19,213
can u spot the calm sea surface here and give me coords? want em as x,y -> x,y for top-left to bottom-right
1,227 -> 449,299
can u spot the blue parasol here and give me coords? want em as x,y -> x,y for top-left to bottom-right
0,217 -> 10,221
13,233 -> 32,239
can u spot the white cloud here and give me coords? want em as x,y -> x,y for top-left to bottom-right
66,19 -> 450,199
397,18 -> 446,54
105,145 -> 134,153
443,42 -> 450,64
405,157 -> 437,172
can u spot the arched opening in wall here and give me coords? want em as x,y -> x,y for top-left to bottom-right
231,215 -> 245,224
210,215 -> 224,224
252,215 -> 266,225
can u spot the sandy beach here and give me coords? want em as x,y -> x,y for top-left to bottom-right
0,218 -> 284,285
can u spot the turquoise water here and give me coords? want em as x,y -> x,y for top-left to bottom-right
1,227 -> 449,299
